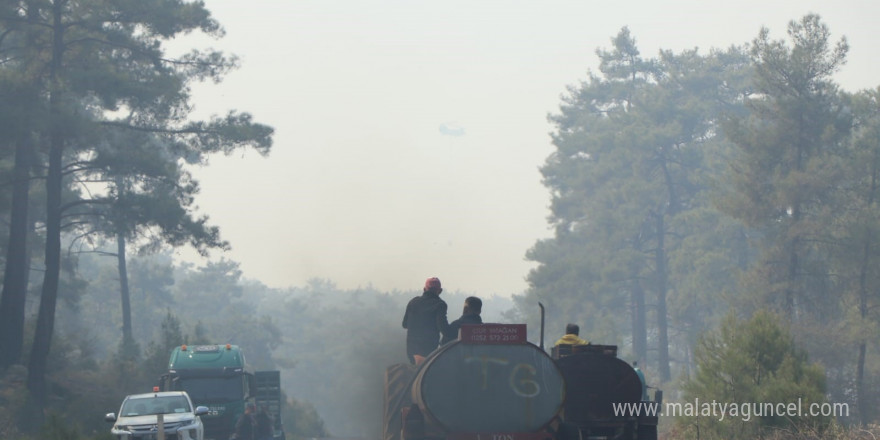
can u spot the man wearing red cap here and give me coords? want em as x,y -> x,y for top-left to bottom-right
402,277 -> 450,364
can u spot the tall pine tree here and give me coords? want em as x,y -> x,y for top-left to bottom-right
719,14 -> 849,321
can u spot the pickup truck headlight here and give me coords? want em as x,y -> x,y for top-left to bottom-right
177,418 -> 198,428
175,419 -> 199,438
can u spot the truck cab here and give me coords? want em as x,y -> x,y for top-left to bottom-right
158,344 -> 285,440
159,344 -> 255,440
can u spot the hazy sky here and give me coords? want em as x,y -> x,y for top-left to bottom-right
172,1 -> 880,297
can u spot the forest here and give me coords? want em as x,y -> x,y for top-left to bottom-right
0,1 -> 880,439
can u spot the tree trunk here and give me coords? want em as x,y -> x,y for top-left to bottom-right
27,0 -> 64,408
656,152 -> 677,382
655,212 -> 671,381
0,138 -> 33,370
857,340 -> 867,424
117,230 -> 133,345
631,280 -> 647,365
785,114 -> 806,322
855,155 -> 877,424
786,240 -> 799,321
854,227 -> 871,425
630,232 -> 648,365
27,129 -> 62,406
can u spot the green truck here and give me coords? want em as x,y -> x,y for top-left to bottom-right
158,344 -> 285,440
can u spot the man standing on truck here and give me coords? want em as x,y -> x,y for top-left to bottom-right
554,323 -> 589,346
441,296 -> 482,345
402,277 -> 449,364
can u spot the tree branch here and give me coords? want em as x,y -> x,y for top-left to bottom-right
60,197 -> 113,213
100,119 -> 218,135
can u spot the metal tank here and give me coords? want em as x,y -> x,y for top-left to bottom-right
552,344 -> 658,440
553,346 -> 642,422
410,324 -> 565,436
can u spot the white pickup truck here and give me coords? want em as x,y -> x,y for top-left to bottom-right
105,389 -> 209,440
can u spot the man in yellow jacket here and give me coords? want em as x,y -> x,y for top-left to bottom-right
554,323 -> 589,346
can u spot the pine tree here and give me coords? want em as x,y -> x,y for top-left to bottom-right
679,310 -> 828,439
527,30 -> 749,381
830,88 -> 880,423
719,14 -> 849,320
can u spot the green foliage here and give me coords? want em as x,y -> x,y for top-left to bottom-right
811,87 -> 880,422
522,26 -> 751,381
0,365 -> 30,438
521,15 -> 880,431
284,396 -> 328,440
171,259 -> 282,369
667,419 -> 880,440
141,310 -> 187,378
0,0 -> 274,414
37,413 -> 82,440
709,14 -> 879,422
718,14 -> 850,317
678,310 -> 829,439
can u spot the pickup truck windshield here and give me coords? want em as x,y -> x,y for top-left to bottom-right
121,396 -> 191,416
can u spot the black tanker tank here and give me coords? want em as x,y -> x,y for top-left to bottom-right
553,345 -> 642,422
551,344 -> 659,440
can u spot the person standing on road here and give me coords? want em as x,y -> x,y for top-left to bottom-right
402,277 -> 449,364
441,296 -> 482,345
255,404 -> 273,440
233,403 -> 257,440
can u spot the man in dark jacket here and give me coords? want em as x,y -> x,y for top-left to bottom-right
442,296 -> 482,345
255,404 -> 273,440
233,403 -> 257,440
402,277 -> 449,364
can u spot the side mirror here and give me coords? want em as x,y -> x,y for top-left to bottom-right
105,413 -> 117,423
195,406 -> 209,416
